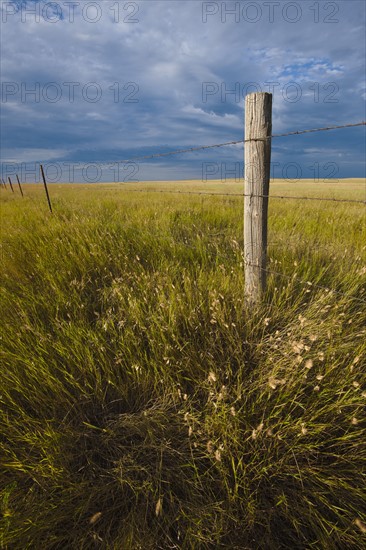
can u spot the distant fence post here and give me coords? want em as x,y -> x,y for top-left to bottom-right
8,177 -> 15,193
244,92 -> 272,306
16,175 -> 24,197
40,164 -> 53,213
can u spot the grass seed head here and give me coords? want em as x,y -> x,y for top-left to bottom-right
155,498 -> 163,517
208,371 -> 217,383
89,512 -> 102,525
354,518 -> 366,533
305,359 -> 313,369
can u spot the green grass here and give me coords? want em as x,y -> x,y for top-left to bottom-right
1,179 -> 365,549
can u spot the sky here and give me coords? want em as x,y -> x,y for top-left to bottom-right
0,0 -> 365,183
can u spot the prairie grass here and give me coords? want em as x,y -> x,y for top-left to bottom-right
0,180 -> 365,549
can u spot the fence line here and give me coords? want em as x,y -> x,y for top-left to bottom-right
1,121 -> 364,191
103,121 -> 365,164
1,122 -> 364,181
252,121 -> 366,141
119,188 -> 366,205
2,182 -> 365,206
1,112 -> 364,306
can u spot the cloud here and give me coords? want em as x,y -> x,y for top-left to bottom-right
2,147 -> 71,163
182,105 -> 241,128
0,0 -> 365,180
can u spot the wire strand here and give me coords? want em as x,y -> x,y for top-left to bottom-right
261,121 -> 366,140
109,121 -> 365,163
119,188 -> 366,205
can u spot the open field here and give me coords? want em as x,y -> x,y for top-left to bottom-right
1,179 -> 366,548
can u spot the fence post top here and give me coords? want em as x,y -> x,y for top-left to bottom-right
245,92 -> 272,99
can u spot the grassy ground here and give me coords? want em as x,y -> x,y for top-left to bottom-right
1,179 -> 365,549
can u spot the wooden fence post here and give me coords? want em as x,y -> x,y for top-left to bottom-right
8,177 -> 15,193
244,92 -> 272,306
16,175 -> 24,197
40,164 -> 53,213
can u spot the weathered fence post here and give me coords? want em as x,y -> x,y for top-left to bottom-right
16,175 -> 24,197
244,92 -> 272,306
8,177 -> 15,193
40,164 -> 53,213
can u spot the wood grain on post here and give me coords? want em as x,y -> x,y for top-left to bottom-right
244,92 -> 272,306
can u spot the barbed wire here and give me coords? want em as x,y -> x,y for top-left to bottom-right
259,121 -> 366,140
120,188 -> 366,205
109,121 -> 365,164
2,119 -> 365,310
1,121 -> 364,182
263,194 -> 365,204
2,181 -> 365,205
